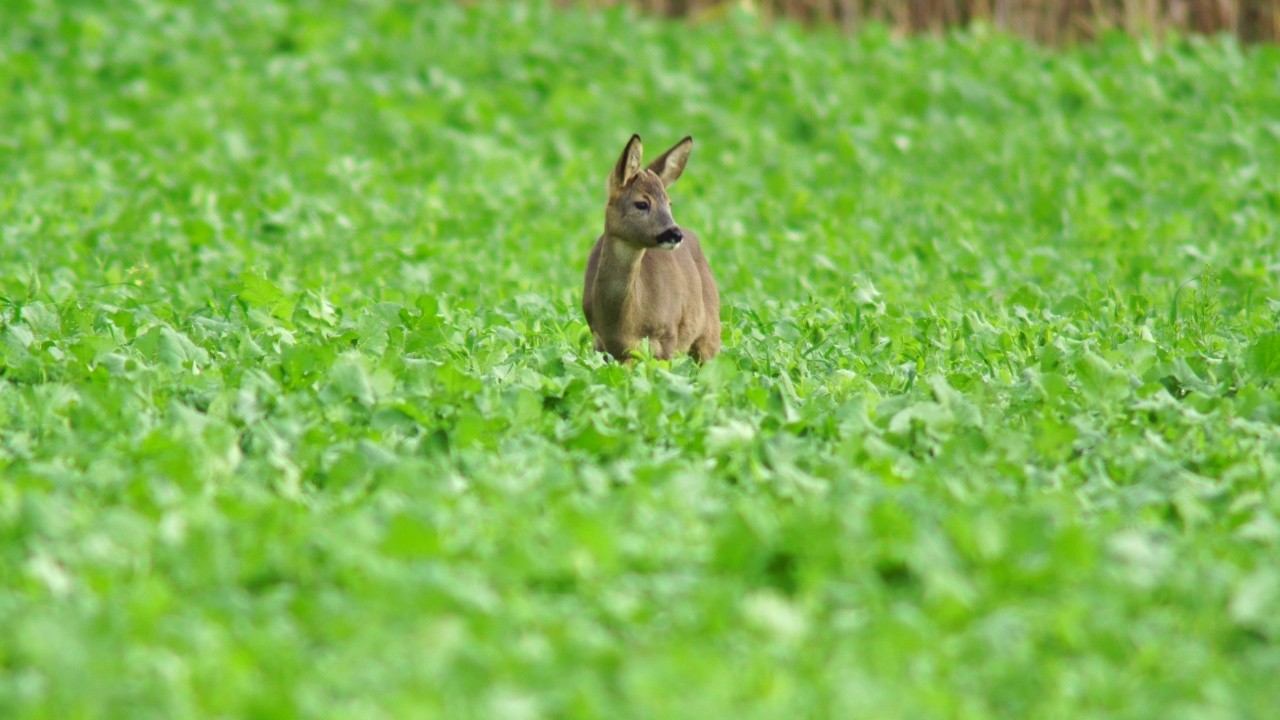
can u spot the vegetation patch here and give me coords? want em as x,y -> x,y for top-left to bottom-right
2,1 -> 1279,717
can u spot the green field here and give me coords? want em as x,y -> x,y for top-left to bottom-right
3,1 -> 1280,717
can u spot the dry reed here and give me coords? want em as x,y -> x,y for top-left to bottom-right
544,0 -> 1280,43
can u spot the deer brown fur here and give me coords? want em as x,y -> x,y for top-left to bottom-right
582,134 -> 721,363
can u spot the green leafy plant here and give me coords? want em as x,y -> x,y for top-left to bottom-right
1,2 -> 1279,718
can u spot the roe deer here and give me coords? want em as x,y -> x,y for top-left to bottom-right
582,134 -> 721,363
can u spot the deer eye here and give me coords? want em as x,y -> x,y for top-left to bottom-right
634,200 -> 650,211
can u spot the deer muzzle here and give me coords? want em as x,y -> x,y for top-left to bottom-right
656,227 -> 683,249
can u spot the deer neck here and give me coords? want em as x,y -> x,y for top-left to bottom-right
596,234 -> 647,319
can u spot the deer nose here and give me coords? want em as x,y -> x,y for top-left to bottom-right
657,228 -> 683,247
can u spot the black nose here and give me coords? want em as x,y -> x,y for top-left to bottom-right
657,228 -> 683,246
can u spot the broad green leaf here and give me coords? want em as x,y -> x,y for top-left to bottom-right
1074,350 -> 1130,403
238,270 -> 295,320
1246,331 -> 1280,379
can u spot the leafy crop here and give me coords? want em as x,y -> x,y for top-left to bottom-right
2,1 -> 1280,718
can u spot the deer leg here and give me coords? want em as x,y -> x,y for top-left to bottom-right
690,329 -> 721,363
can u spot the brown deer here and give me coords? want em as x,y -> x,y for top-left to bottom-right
582,134 -> 721,363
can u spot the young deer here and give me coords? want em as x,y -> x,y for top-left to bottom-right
582,134 -> 721,363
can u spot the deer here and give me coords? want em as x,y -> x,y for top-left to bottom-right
582,134 -> 721,364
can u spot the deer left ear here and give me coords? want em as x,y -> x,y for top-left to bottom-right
608,134 -> 644,197
646,136 -> 692,187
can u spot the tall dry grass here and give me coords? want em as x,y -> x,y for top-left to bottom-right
548,0 -> 1280,43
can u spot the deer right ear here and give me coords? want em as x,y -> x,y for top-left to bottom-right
607,134 -> 643,196
646,136 -> 692,188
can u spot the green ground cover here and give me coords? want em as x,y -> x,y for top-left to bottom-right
3,1 -> 1280,717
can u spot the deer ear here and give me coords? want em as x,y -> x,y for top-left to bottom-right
607,134 -> 644,196
646,136 -> 692,187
